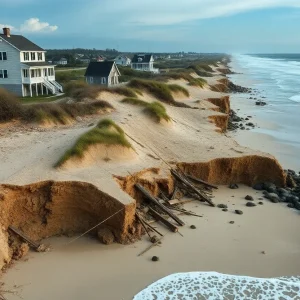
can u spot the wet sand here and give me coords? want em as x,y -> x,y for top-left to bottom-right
3,186 -> 300,300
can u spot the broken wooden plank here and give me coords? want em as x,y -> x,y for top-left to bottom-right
168,207 -> 203,217
138,236 -> 163,257
168,198 -> 195,205
170,185 -> 179,200
135,213 -> 152,240
8,225 -> 43,252
186,175 -> 218,189
143,219 -> 164,237
135,183 -> 185,226
148,207 -> 178,233
171,169 -> 215,207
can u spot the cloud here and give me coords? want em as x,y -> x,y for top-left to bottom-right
20,18 -> 58,32
88,0 -> 300,26
0,24 -> 16,31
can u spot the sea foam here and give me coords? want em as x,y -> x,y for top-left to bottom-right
133,272 -> 300,300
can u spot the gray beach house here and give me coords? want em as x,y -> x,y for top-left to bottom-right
85,61 -> 120,87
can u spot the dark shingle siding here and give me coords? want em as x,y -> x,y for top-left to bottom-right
0,34 -> 44,51
132,54 -> 153,63
85,61 -> 115,77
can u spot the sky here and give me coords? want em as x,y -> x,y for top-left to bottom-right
1,0 -> 300,53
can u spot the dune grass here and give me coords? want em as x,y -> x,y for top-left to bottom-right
121,97 -> 148,106
144,101 -> 171,122
64,81 -> 138,101
127,79 -> 190,107
168,84 -> 190,97
55,119 -> 131,167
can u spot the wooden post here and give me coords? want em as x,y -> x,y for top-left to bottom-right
148,207 -> 178,233
29,84 -> 32,97
135,183 -> 185,226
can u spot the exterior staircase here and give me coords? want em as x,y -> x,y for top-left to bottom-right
43,79 -> 63,95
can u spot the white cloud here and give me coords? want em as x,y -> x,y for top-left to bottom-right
89,0 -> 300,26
20,18 -> 58,32
0,24 -> 16,31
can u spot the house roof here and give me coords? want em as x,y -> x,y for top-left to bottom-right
0,34 -> 44,51
132,54 -> 153,63
85,61 -> 119,77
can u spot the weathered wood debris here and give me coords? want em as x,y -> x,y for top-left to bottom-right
135,169 -> 216,256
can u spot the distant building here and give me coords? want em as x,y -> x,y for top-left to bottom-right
114,55 -> 131,66
53,57 -> 68,65
131,54 -> 159,73
0,27 -> 63,97
78,55 -> 90,64
96,56 -> 106,62
84,61 -> 120,87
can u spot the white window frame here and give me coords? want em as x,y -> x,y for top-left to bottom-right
101,77 -> 106,84
23,52 -> 29,61
0,70 -> 8,78
90,77 -> 94,84
31,52 -> 36,61
38,53 -> 43,61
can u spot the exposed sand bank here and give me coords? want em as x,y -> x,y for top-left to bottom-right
3,185 -> 300,300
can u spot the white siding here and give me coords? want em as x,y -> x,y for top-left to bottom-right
0,39 -> 22,84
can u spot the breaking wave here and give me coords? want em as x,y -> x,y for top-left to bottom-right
133,272 -> 300,300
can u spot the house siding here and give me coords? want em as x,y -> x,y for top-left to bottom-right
0,39 -> 22,85
0,84 -> 22,96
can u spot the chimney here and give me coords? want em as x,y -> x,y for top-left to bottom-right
3,28 -> 11,37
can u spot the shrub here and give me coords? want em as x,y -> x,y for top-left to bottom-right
121,97 -> 148,106
144,102 -> 170,122
56,118 -> 131,166
0,88 -> 23,122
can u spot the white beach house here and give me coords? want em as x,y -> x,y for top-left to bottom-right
0,27 -> 63,97
115,55 -> 131,66
131,54 -> 159,73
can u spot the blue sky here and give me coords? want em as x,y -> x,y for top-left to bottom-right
1,0 -> 300,53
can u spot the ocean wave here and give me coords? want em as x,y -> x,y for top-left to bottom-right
290,95 -> 300,103
133,272 -> 300,300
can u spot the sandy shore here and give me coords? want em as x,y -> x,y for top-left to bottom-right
0,64 -> 299,299
3,185 -> 300,300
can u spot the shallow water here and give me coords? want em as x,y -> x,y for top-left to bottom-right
134,272 -> 300,299
228,54 -> 300,170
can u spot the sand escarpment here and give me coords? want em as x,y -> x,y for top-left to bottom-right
0,180 -> 138,270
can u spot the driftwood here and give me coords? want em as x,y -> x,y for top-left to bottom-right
137,212 -> 163,237
171,169 -> 215,207
148,207 -> 178,233
8,225 -> 45,252
170,185 -> 179,200
138,236 -> 163,257
135,184 -> 185,226
168,207 -> 203,217
135,213 -> 152,240
186,175 -> 218,189
168,198 -> 195,205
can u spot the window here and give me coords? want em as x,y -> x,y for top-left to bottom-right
37,69 -> 41,77
48,68 -> 54,76
38,53 -> 43,61
0,52 -> 7,60
89,77 -> 93,84
23,52 -> 29,61
44,68 -> 47,76
31,52 -> 36,60
0,70 -> 8,78
31,70 -> 35,78
23,69 -> 29,78
101,77 -> 106,84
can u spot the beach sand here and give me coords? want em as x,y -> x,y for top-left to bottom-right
3,186 -> 300,300
0,65 -> 299,299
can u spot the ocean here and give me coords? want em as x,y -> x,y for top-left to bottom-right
228,54 -> 300,170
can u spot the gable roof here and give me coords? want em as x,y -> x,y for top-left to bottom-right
84,61 -> 120,77
132,54 -> 153,63
0,34 -> 44,51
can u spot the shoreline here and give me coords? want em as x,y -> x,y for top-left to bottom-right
1,61 -> 300,299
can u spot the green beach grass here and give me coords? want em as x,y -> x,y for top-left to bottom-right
55,119 -> 131,167
144,101 -> 171,122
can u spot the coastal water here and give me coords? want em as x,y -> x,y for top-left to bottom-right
229,54 -> 300,170
134,272 -> 300,299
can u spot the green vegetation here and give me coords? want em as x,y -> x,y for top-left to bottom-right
118,66 -> 156,83
56,119 -> 131,167
144,102 -> 171,122
64,81 -> 138,101
121,97 -> 148,106
55,69 -> 86,84
127,79 -> 190,107
0,87 -> 112,124
19,94 -> 65,104
168,84 -> 190,97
